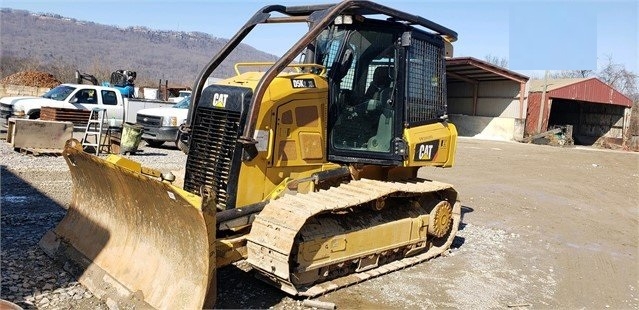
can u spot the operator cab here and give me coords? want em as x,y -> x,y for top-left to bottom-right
314,17 -> 447,165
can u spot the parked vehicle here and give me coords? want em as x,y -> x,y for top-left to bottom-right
0,83 -> 174,128
168,90 -> 191,103
136,96 -> 190,147
0,84 -> 125,127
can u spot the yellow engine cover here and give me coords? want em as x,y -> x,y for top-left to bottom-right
404,122 -> 458,168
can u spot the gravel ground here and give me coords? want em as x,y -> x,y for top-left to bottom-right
1,137 -> 637,309
1,142 -> 187,310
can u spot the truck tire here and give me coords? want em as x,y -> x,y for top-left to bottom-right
145,140 -> 165,148
177,139 -> 188,153
28,110 -> 40,120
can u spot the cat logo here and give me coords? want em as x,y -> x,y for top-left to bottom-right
212,93 -> 229,108
414,140 -> 440,161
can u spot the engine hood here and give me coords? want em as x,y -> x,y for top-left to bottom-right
13,98 -> 64,111
0,96 -> 41,105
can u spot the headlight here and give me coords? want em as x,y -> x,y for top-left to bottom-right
13,109 -> 25,118
169,116 -> 177,126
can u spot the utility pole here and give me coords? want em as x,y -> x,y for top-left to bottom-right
537,70 -> 549,134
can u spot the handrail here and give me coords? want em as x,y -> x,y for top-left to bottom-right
184,0 -> 458,160
233,62 -> 326,76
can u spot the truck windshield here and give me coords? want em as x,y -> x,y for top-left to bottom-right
173,96 -> 190,109
42,85 -> 75,101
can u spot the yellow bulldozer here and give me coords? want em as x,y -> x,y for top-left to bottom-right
39,1 -> 461,308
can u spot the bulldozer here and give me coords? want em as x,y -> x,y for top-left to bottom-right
39,1 -> 461,309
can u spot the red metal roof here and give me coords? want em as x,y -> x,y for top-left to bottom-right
529,77 -> 632,107
446,57 -> 529,83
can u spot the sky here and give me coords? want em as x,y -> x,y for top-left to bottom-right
1,0 -> 637,78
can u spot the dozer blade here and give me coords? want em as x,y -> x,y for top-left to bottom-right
39,139 -> 216,309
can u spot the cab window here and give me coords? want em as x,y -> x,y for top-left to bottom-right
325,27 -> 397,153
101,90 -> 118,105
74,89 -> 98,104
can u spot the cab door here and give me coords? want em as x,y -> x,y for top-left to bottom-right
98,89 -> 124,124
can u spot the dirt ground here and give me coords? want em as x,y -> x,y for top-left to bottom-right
317,138 -> 639,309
214,137 -> 639,309
2,137 -> 638,309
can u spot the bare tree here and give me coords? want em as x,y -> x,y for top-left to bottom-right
47,56 -> 77,83
0,56 -> 44,78
549,70 -> 594,79
598,55 -> 639,103
484,54 -> 508,68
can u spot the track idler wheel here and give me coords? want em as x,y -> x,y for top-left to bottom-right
427,201 -> 453,238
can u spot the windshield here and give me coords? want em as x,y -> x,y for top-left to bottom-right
42,85 -> 75,101
325,26 -> 399,154
173,96 -> 190,109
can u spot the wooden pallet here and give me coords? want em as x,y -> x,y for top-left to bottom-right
40,107 -> 91,127
15,147 -> 63,157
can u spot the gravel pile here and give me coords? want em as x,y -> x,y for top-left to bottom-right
0,71 -> 61,88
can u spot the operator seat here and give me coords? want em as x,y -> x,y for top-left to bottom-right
364,66 -> 391,101
363,66 -> 394,152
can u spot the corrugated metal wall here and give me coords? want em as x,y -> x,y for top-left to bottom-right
448,80 -> 523,118
477,81 -> 523,118
447,82 -> 473,115
525,92 -> 545,134
549,78 -> 632,105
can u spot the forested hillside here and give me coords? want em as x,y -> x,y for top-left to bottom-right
0,9 -> 278,86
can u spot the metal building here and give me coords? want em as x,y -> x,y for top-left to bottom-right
526,78 -> 633,145
446,57 -> 529,141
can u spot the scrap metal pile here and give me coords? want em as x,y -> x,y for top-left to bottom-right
0,71 -> 61,88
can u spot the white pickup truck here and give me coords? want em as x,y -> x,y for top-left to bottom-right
0,83 -> 174,128
0,84 -> 124,126
135,96 -> 190,147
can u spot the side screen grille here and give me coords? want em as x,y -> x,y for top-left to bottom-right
184,106 -> 241,209
406,36 -> 446,124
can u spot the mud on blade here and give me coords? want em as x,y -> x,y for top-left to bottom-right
39,139 -> 215,309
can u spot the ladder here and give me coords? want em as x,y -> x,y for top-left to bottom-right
82,108 -> 110,155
